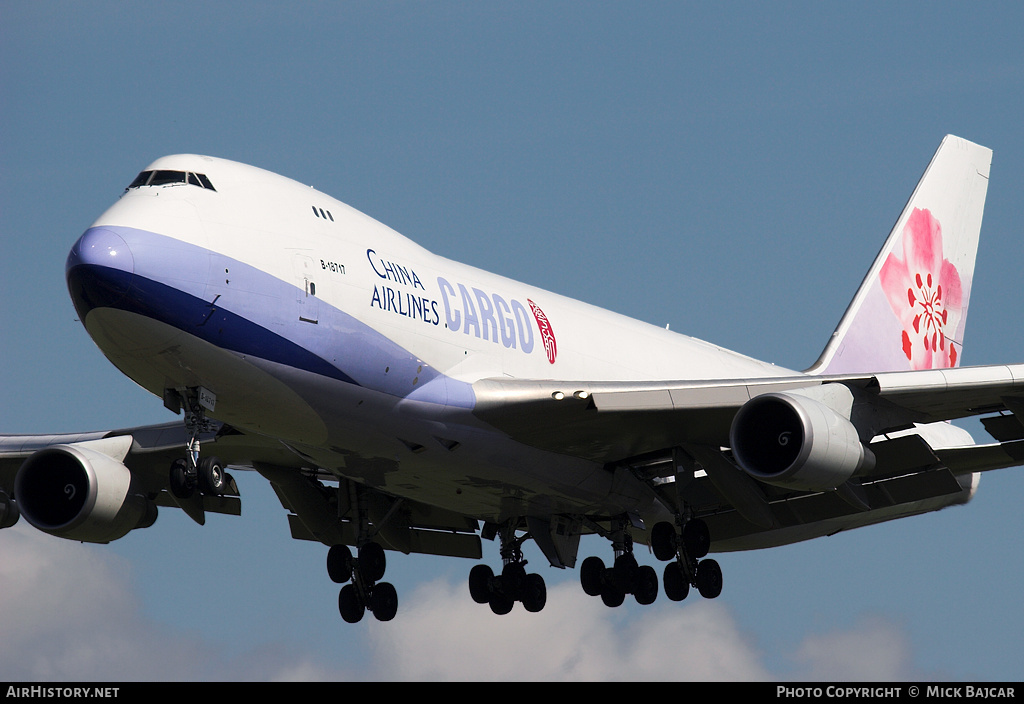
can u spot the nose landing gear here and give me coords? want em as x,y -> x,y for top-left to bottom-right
167,387 -> 231,502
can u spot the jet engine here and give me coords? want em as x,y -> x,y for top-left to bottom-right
729,390 -> 874,491
14,441 -> 157,543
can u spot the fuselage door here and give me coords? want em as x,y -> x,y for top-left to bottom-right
292,253 -> 319,324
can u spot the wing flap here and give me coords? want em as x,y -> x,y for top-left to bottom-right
701,464 -> 973,551
934,439 -> 1024,474
154,490 -> 241,517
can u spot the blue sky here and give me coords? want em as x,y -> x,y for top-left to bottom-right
2,1 -> 1024,681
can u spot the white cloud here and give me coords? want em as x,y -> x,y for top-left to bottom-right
0,525 -> 345,681
368,576 -> 938,681
370,577 -> 764,681
788,617 -> 920,681
0,525 -> 932,681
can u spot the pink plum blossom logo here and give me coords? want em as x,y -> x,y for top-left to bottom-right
879,208 -> 962,369
528,299 -> 557,364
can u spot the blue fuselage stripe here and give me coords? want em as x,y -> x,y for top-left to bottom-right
67,262 -> 361,386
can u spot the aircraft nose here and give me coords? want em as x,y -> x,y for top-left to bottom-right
66,227 -> 136,318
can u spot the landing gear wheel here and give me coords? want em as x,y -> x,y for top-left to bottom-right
696,558 -> 723,599
501,562 -> 527,599
358,542 -> 386,583
327,544 -> 353,584
338,584 -> 364,623
683,519 -> 711,559
489,592 -> 514,615
469,564 -> 494,604
600,582 -> 625,608
168,459 -> 194,499
370,582 -> 398,622
198,456 -> 226,495
651,521 -> 678,561
580,556 -> 605,597
611,552 -> 639,593
522,573 -> 547,613
663,561 -> 690,602
634,565 -> 659,605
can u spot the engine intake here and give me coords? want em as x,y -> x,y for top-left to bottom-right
14,441 -> 156,543
730,390 -> 874,491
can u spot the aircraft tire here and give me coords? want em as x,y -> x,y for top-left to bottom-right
683,519 -> 711,559
611,552 -> 638,592
359,542 -> 386,583
168,459 -> 194,499
600,582 -> 625,608
663,562 -> 689,602
634,565 -> 659,605
580,556 -> 605,596
370,582 -> 398,622
695,559 -> 723,599
522,573 -> 546,613
501,562 -> 527,601
651,521 -> 677,561
339,584 -> 364,623
327,544 -> 353,584
489,592 -> 514,615
198,456 -> 226,495
469,564 -> 494,604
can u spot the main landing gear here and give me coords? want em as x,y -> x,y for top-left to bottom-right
326,482 -> 399,623
578,516 -> 722,606
578,517 -> 659,607
327,542 -> 399,623
468,522 -> 547,615
651,518 -> 722,601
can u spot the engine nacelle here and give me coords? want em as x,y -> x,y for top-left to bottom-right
14,442 -> 157,543
729,390 -> 874,491
0,490 -> 19,529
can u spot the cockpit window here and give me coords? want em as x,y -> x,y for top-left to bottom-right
149,170 -> 186,186
128,171 -> 151,189
126,170 -> 216,192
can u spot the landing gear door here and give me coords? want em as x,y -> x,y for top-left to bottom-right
292,253 -> 319,324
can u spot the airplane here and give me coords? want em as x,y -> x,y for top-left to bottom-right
2,134 -> 1021,624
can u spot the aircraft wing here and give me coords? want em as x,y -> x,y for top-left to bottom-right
471,363 -> 1024,548
0,422 -> 482,557
0,421 -> 295,527
473,363 -> 1024,461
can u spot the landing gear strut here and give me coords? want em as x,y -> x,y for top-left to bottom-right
168,387 -> 230,500
327,484 -> 399,623
467,522 -> 547,614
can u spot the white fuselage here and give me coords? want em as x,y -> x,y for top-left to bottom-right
72,154 -> 796,525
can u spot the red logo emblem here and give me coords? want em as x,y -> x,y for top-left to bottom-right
528,299 -> 557,364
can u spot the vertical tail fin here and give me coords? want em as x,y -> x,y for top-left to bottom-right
807,135 -> 992,375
